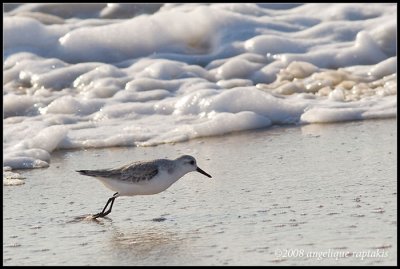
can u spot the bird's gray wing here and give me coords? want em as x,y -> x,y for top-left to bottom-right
77,161 -> 159,183
107,161 -> 159,183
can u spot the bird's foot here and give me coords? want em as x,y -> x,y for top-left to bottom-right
92,210 -> 112,219
92,212 -> 105,219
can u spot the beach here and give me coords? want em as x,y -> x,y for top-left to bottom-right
3,3 -> 397,265
3,118 -> 397,265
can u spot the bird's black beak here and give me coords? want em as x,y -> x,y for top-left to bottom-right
196,167 -> 212,178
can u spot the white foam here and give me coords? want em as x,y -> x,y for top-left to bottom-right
3,170 -> 26,186
3,3 -> 397,171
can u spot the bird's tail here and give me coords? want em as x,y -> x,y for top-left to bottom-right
76,170 -> 97,176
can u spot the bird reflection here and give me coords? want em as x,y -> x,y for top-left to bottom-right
109,224 -> 186,259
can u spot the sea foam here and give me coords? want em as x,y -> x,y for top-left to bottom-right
3,3 -> 397,172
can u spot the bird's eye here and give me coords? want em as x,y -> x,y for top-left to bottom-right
189,160 -> 195,165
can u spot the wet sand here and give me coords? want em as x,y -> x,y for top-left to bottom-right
3,119 -> 397,265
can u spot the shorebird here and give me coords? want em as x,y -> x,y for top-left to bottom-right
76,155 -> 212,219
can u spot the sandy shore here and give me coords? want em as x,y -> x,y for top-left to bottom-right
3,119 -> 397,265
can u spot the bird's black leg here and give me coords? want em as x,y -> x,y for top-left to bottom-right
92,192 -> 119,219
93,197 -> 114,218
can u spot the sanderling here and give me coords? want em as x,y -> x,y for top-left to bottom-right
76,155 -> 212,219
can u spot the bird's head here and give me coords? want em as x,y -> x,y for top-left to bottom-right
176,155 -> 212,178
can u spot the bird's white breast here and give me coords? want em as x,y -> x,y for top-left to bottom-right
96,170 -> 182,196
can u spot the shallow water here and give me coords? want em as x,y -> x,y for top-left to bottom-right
3,119 -> 397,265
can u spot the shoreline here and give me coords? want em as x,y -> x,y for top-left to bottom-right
3,119 -> 397,265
